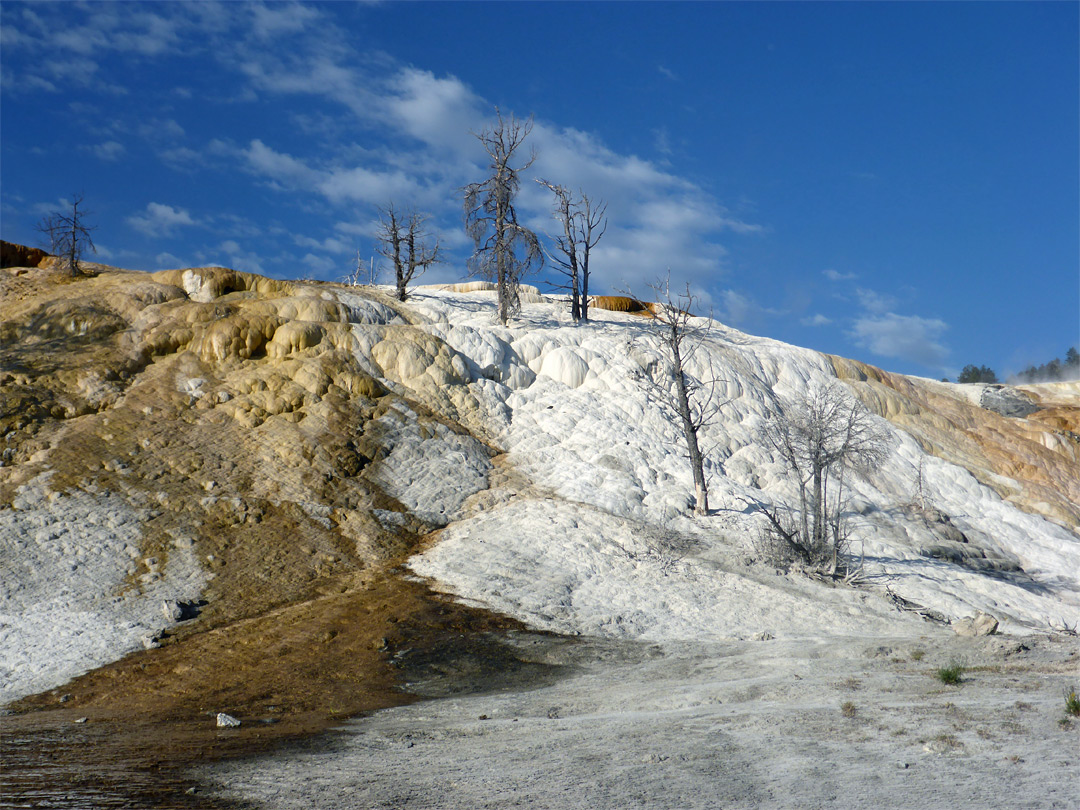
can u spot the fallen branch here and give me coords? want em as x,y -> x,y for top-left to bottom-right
884,587 -> 950,625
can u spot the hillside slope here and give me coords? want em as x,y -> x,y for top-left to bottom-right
1,260 -> 1078,715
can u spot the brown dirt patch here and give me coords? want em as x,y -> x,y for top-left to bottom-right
0,266 -> 531,807
3,569 -> 528,808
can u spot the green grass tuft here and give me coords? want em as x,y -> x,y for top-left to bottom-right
936,661 -> 965,685
1065,688 -> 1080,717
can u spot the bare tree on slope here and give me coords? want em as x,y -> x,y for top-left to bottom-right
36,192 -> 96,277
638,276 -> 727,516
760,382 -> 891,574
463,110 -> 543,325
536,179 -> 607,322
376,203 -> 442,302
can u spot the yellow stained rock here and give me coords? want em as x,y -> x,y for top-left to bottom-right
830,356 -> 1080,529
267,321 -> 326,360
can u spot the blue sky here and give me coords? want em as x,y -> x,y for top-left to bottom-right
2,1 -> 1076,380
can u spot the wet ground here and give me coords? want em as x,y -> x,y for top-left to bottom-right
1,576 -> 561,810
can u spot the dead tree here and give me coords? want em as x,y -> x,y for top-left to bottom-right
576,193 -> 605,322
640,276 -> 726,515
463,110 -> 543,325
762,382 -> 890,573
536,180 -> 607,322
36,193 -> 96,276
375,203 -> 441,301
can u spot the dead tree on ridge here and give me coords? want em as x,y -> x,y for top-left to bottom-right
639,276 -> 727,515
536,179 -> 607,322
463,110 -> 543,325
375,203 -> 442,301
36,192 -> 96,276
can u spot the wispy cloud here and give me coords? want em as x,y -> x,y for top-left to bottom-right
849,312 -> 949,369
293,233 -> 352,255
855,287 -> 897,314
653,127 -> 672,156
1,2 -> 197,92
239,139 -> 424,206
823,268 -> 857,282
250,2 -> 321,40
86,140 -> 126,161
4,2 -> 764,297
243,139 -> 322,187
715,289 -> 782,330
154,251 -> 187,268
127,202 -> 196,237
138,118 -> 186,142
801,313 -> 832,327
211,239 -> 266,275
299,252 -> 339,277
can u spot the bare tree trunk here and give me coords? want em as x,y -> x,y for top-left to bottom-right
376,204 -> 440,302
762,382 -> 891,572
464,110 -> 542,326
537,179 -> 604,323
829,462 -> 846,575
36,192 -> 95,277
670,332 -> 709,514
641,277 -> 725,517
812,463 -> 824,550
580,252 -> 590,322
579,194 -> 605,323
797,474 -> 810,547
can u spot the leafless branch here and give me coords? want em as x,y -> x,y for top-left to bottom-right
36,192 -> 96,276
376,202 -> 441,301
463,109 -> 542,324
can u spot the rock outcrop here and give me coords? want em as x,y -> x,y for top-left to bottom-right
829,356 -> 1080,529
0,264 -> 497,704
1,240 -> 49,269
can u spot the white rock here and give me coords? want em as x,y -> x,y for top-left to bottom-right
162,600 -> 184,622
216,712 -> 241,728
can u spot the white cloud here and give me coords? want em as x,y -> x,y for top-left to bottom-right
211,240 -> 265,274
658,65 -> 678,81
127,202 -> 196,237
240,139 -> 425,206
158,145 -> 208,169
849,312 -> 949,369
715,289 -> 782,329
251,2 -> 320,40
317,166 -> 421,205
87,140 -> 125,161
244,139 -> 321,187
653,127 -> 672,156
9,4 -> 764,298
293,234 -> 352,255
801,314 -> 833,327
855,287 -> 897,314
300,252 -> 338,277
2,3 -> 193,93
823,268 -> 857,282
381,68 -> 486,154
138,118 -> 186,141
154,251 -> 186,268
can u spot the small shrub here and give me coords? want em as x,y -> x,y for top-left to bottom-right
910,649 -> 926,662
840,701 -> 857,718
936,661 -> 965,685
1064,688 -> 1080,717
